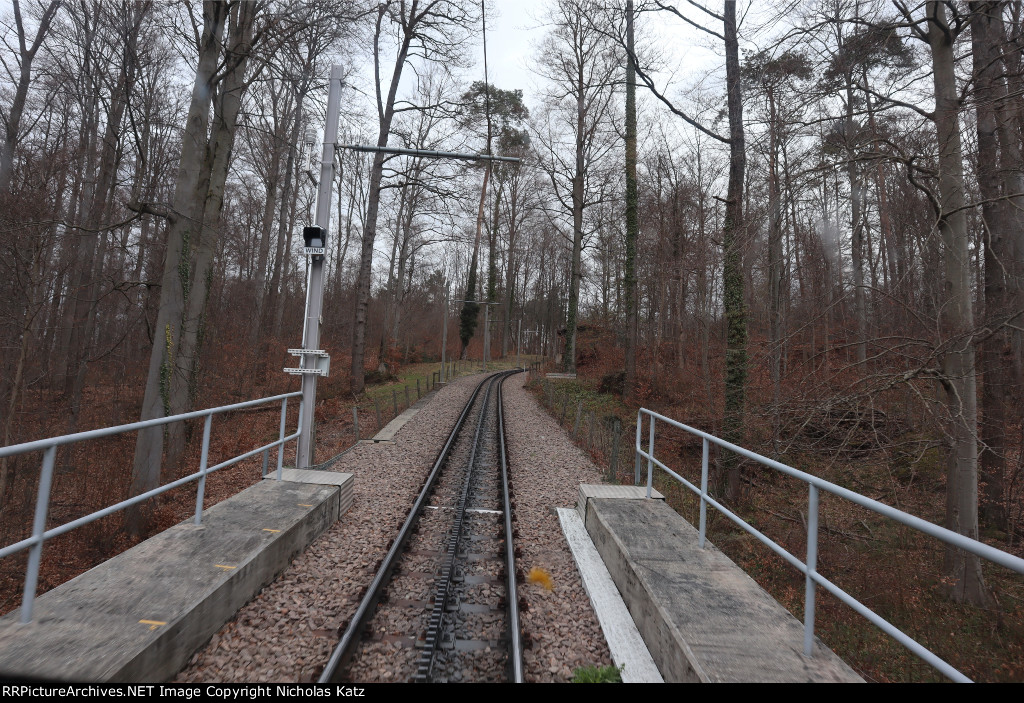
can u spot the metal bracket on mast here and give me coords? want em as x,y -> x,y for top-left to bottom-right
284,349 -> 330,378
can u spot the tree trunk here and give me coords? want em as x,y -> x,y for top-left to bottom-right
845,78 -> 868,366
864,71 -> 899,309
66,3 -> 146,432
129,1 -> 228,532
972,1 -> 1012,531
767,90 -> 784,448
564,62 -> 586,375
460,244 -> 481,359
334,159 -> 356,297
0,246 -> 44,506
351,9 -> 412,395
928,1 -> 990,606
167,1 -> 256,469
501,182 -> 518,358
486,180 -> 500,360
992,4 -> 1024,393
267,96 -> 304,340
52,7 -> 99,390
722,0 -> 748,502
250,102 -> 285,348
624,0 -> 639,399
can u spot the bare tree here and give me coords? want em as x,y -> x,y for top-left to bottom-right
624,0 -> 639,398
744,48 -> 811,446
349,0 -> 476,394
891,0 -> 990,605
533,0 -> 620,374
0,0 -> 61,193
971,0 -> 1023,532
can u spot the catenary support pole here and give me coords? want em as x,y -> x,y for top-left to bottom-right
297,65 -> 343,468
441,291 -> 448,384
516,319 -> 522,369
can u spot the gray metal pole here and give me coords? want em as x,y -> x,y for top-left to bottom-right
516,319 -> 522,369
483,304 -> 489,371
297,65 -> 343,469
441,291 -> 448,384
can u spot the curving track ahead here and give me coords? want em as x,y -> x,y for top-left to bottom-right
318,371 -> 523,683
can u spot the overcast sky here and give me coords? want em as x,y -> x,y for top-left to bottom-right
486,0 -> 544,99
479,0 -> 721,116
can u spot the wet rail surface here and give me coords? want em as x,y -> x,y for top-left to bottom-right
318,371 -> 523,683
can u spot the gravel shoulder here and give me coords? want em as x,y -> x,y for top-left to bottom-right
502,373 -> 613,682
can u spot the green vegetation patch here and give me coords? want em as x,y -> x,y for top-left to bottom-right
572,664 -> 623,683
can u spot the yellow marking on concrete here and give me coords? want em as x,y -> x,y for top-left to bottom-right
139,620 -> 166,631
214,564 -> 236,570
297,504 -> 313,508
263,528 -> 281,533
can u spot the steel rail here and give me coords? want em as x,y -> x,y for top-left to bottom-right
497,374 -> 525,683
318,374 -> 491,683
415,370 -> 523,682
414,373 -> 503,681
318,369 -> 523,683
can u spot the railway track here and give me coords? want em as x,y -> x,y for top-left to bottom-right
318,371 -> 524,683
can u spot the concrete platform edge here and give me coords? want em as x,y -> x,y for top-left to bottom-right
557,508 -> 663,683
585,500 -> 708,683
584,497 -> 863,683
371,386 -> 439,441
0,474 -> 353,682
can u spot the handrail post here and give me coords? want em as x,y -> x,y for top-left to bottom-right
646,416 -> 655,499
21,445 -> 56,624
277,398 -> 288,479
804,484 -> 820,656
699,437 -> 709,549
634,412 -> 642,485
283,401 -> 302,480
194,415 -> 213,525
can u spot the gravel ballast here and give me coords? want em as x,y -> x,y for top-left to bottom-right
177,370 -> 615,683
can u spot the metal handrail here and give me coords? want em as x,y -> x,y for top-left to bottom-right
635,407 -> 1024,684
0,391 -> 303,624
